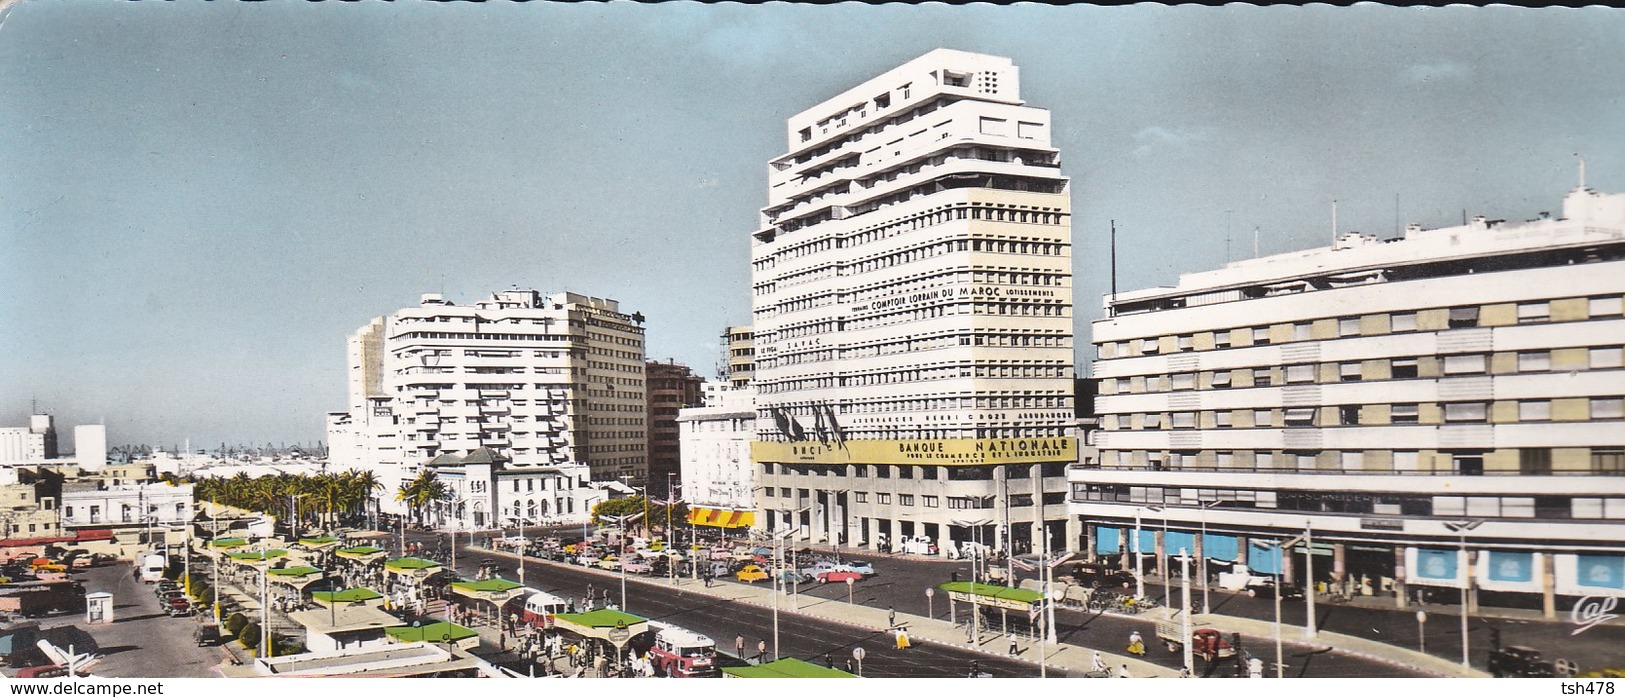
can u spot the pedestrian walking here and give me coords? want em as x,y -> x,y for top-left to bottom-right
888,606 -> 896,628
735,634 -> 745,658
756,639 -> 767,663
1007,633 -> 1018,656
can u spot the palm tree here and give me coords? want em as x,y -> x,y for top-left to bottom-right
395,470 -> 447,527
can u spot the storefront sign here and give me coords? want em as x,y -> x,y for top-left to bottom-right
752,437 -> 1076,466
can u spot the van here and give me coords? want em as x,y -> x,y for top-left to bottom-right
139,553 -> 166,583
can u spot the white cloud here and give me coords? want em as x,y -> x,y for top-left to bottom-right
1402,62 -> 1472,84
1132,125 -> 1212,157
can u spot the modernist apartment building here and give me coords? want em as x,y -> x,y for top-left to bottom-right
722,326 -> 755,388
328,289 -> 648,517
1073,184 -> 1625,614
677,384 -> 758,531
645,360 -> 704,497
751,49 -> 1078,556
0,415 -> 106,470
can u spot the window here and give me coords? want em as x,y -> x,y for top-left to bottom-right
923,496 -> 938,508
1392,404 -> 1420,424
1215,411 -> 1233,428
898,494 -> 915,506
1593,398 -> 1625,419
1517,302 -> 1551,324
922,467 -> 938,480
1141,338 -> 1161,354
780,487 -> 791,498
1339,363 -> 1362,382
1143,413 -> 1162,429
1253,368 -> 1272,385
1172,412 -> 1197,429
1253,409 -> 1273,426
1590,296 -> 1623,317
877,493 -> 891,504
1448,307 -> 1480,328
1253,327 -> 1271,345
1338,318 -> 1360,336
1284,408 -> 1316,426
1171,373 -> 1196,390
1594,448 -> 1625,474
1285,364 -> 1315,383
1177,335 -> 1194,352
1519,400 -> 1552,421
855,492 -> 867,503
1520,448 -> 1553,475
1214,332 -> 1232,349
1444,354 -> 1487,374
1211,371 -> 1232,388
1592,348 -> 1624,369
899,466 -> 913,480
1394,451 -> 1420,472
1338,405 -> 1360,425
1392,313 -> 1418,332
1293,323 -> 1313,341
1444,402 -> 1488,422
1391,358 -> 1419,379
1518,351 -> 1551,372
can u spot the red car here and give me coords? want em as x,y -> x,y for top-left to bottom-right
816,569 -> 863,584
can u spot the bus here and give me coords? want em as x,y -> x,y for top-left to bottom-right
647,621 -> 717,678
511,589 -> 569,630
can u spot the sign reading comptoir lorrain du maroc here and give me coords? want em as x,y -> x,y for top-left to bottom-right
752,437 -> 1076,466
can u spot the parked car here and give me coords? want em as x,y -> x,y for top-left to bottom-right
834,562 -> 875,576
736,565 -> 769,583
577,554 -> 602,568
816,569 -> 863,584
1244,578 -> 1305,600
622,560 -> 654,574
777,570 -> 809,585
800,561 -> 837,577
165,598 -> 193,617
597,557 -> 621,571
1488,646 -> 1574,678
1067,562 -> 1135,589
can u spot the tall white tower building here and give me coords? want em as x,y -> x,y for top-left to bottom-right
751,50 -> 1078,556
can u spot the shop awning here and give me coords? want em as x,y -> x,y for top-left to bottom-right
383,557 -> 442,580
334,546 -> 387,563
722,657 -> 857,678
688,507 -> 755,529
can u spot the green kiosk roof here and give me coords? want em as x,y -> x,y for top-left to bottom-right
386,621 -> 479,643
449,578 -> 523,593
723,657 -> 858,678
227,549 -> 288,562
313,588 -> 384,604
383,557 -> 441,571
553,609 -> 647,628
267,566 -> 322,577
209,538 -> 249,548
936,581 -> 1045,604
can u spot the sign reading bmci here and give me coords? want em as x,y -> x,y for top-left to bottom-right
752,437 -> 1077,466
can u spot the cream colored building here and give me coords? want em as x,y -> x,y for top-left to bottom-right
677,385 -> 757,530
751,50 -> 1077,556
1075,184 -> 1625,613
329,289 -> 647,517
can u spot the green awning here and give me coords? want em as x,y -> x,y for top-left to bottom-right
552,609 -> 647,628
383,557 -> 441,572
336,546 -> 386,558
449,578 -> 522,594
722,657 -> 858,678
267,566 -> 322,577
313,588 -> 384,605
209,538 -> 249,549
386,621 -> 479,644
937,581 -> 1045,612
296,537 -> 341,548
227,549 -> 289,564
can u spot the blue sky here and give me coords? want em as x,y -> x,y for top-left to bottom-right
2,2 -> 1621,449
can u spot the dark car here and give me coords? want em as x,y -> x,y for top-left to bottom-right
1068,562 -> 1135,589
1488,645 -> 1575,678
1245,578 -> 1305,600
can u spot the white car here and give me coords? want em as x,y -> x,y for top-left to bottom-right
834,562 -> 876,576
577,554 -> 602,567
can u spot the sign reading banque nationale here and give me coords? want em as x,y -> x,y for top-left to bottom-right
752,436 -> 1076,466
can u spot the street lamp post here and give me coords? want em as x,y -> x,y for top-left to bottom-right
1444,519 -> 1485,674
1199,500 -> 1223,614
1304,520 -> 1316,639
956,518 -> 992,648
770,528 -> 793,661
602,512 -> 642,611
1179,549 -> 1194,676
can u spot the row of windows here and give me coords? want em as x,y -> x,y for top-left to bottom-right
1093,447 -> 1625,475
1106,348 -> 1623,395
1102,296 -> 1625,360
762,462 -> 1069,480
762,392 -> 1071,416
767,331 -> 1070,369
1106,397 -> 1625,430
